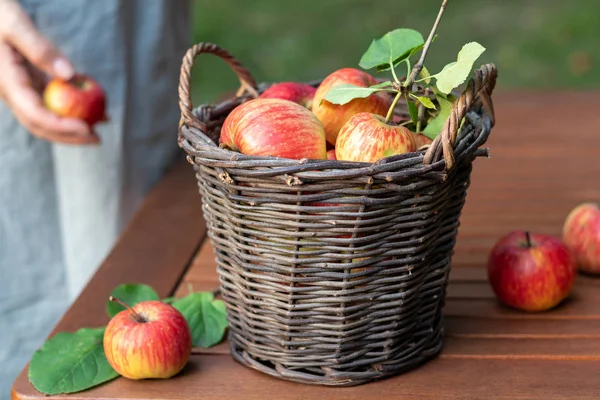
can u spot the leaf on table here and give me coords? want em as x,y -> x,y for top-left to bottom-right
106,283 -> 159,318
28,327 -> 118,395
359,28 -> 424,71
434,42 -> 486,94
172,292 -> 228,348
422,95 -> 455,139
323,83 -> 391,105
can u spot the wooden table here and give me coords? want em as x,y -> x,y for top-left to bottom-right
11,92 -> 600,399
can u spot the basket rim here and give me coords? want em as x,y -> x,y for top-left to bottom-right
177,42 -> 497,177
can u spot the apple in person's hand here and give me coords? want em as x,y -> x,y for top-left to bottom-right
220,98 -> 327,160
103,297 -> 192,380
259,82 -> 316,109
312,68 -> 392,145
43,74 -> 108,126
335,112 -> 416,163
562,202 -> 600,274
487,230 -> 576,312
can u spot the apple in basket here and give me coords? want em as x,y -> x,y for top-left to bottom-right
335,112 -> 416,162
312,68 -> 392,145
104,297 -> 192,379
43,74 -> 108,126
487,230 -> 576,312
412,132 -> 433,150
220,98 -> 327,160
259,82 -> 316,109
562,202 -> 600,274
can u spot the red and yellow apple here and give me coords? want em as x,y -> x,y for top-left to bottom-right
327,149 -> 337,160
103,298 -> 192,380
487,230 -> 576,312
335,112 -> 416,163
259,82 -> 316,109
563,202 -> 600,274
43,74 -> 108,125
412,133 -> 433,149
312,68 -> 392,145
220,98 -> 327,160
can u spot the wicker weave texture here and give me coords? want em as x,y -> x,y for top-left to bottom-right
178,42 -> 497,386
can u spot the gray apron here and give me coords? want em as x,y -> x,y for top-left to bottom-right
0,0 -> 190,394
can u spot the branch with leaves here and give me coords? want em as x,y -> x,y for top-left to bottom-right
323,0 -> 485,140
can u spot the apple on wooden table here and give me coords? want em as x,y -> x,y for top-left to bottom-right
43,74 -> 108,126
103,297 -> 192,379
562,202 -> 600,275
487,230 -> 576,312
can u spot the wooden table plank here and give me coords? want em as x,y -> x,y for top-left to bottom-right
14,355 -> 600,400
12,91 -> 600,399
11,156 -> 207,398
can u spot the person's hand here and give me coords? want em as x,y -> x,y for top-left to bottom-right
0,0 -> 99,144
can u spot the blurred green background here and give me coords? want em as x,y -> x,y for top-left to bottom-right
189,0 -> 599,105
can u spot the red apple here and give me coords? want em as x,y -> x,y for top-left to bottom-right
104,297 -> 192,379
220,98 -> 327,160
259,82 -> 316,109
563,202 -> 600,274
487,230 -> 576,312
43,74 -> 108,126
412,133 -> 433,149
312,68 -> 392,145
327,149 -> 337,160
335,112 -> 416,163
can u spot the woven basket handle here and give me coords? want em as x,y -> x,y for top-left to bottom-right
178,42 -> 258,130
423,63 -> 497,170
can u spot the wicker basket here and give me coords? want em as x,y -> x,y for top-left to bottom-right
177,42 -> 497,386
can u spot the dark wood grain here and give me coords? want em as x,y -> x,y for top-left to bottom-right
14,355 -> 600,400
12,91 -> 600,399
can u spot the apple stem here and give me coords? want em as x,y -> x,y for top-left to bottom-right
109,296 -> 145,323
385,92 -> 402,123
525,231 -> 532,248
404,0 -> 448,90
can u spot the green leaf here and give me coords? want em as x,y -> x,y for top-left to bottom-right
162,296 -> 176,305
376,34 -> 437,72
414,96 -> 436,110
369,80 -> 394,89
419,65 -> 432,85
407,100 -> 418,125
323,83 -> 391,105
106,283 -> 159,318
422,95 -> 454,139
434,42 -> 486,94
359,28 -> 424,70
28,327 -> 118,395
172,292 -> 228,348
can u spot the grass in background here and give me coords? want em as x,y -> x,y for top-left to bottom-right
189,0 -> 599,105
